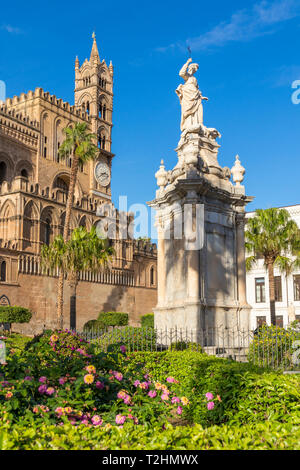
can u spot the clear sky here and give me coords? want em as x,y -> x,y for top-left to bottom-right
0,0 -> 299,238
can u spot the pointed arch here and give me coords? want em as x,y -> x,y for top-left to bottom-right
23,200 -> 39,249
0,199 -> 16,241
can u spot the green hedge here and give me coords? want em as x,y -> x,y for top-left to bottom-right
98,312 -> 129,327
94,326 -> 157,352
120,351 -> 300,427
0,420 -> 299,450
141,313 -> 154,328
83,319 -> 106,332
0,306 -> 32,324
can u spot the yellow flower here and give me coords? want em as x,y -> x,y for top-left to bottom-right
50,334 -> 59,342
84,374 -> 94,384
86,365 -> 96,374
155,382 -> 162,390
181,396 -> 190,406
64,406 -> 72,414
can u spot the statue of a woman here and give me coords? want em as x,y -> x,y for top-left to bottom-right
175,58 -> 208,133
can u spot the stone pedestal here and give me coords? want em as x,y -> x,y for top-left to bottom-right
148,125 -> 253,342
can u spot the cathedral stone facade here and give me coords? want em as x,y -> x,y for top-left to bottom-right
0,35 -> 157,333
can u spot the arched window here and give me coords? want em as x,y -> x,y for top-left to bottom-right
150,266 -> 155,286
99,103 -> 103,118
86,101 -> 90,115
21,169 -> 28,178
103,104 -> 106,120
54,177 -> 69,192
0,261 -> 6,282
98,133 -> 106,150
0,161 -> 7,183
45,218 -> 51,246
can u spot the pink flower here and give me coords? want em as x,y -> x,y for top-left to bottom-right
81,419 -> 89,425
59,377 -> 67,385
139,381 -> 149,390
39,376 -> 47,383
171,396 -> 181,404
24,376 -> 33,381
76,348 -> 85,355
166,376 -> 175,383
124,395 -> 131,405
177,406 -> 183,415
133,380 -> 140,387
205,392 -> 214,401
91,415 -> 103,426
207,401 -> 215,410
120,345 -> 126,354
38,384 -> 47,394
113,371 -> 123,381
161,393 -> 169,401
46,387 -> 55,396
95,381 -> 104,390
115,414 -> 126,425
148,390 -> 157,398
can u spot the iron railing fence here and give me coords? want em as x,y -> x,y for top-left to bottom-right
78,326 -> 300,371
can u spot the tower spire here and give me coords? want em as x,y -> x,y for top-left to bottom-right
90,32 -> 100,64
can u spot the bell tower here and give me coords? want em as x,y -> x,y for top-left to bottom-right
74,33 -> 114,200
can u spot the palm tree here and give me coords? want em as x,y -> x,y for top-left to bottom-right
41,226 -> 114,330
245,208 -> 300,325
55,122 -> 99,328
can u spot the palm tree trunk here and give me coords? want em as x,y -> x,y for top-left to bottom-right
267,262 -> 276,326
56,155 -> 79,328
63,155 -> 79,242
68,273 -> 78,331
57,271 -> 64,330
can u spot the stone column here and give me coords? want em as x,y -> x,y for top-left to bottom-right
156,220 -> 166,308
236,214 -> 247,305
185,202 -> 200,302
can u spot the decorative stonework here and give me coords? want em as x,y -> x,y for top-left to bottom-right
148,57 -> 253,336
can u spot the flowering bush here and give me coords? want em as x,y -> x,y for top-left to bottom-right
120,350 -> 300,427
0,330 -> 188,429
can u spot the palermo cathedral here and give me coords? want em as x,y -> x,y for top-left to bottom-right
0,35 -> 157,333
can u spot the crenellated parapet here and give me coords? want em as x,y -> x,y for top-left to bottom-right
0,105 -> 39,148
5,87 -> 90,121
134,240 -> 157,257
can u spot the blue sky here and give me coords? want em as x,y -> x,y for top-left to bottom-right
0,0 -> 300,237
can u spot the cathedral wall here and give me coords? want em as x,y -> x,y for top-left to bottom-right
2,273 -> 157,335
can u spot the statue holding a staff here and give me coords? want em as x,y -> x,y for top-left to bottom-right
176,57 -> 208,133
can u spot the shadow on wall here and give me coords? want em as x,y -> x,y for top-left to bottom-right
163,216 -> 233,329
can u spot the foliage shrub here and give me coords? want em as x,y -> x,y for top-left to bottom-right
98,312 -> 129,327
0,306 -> 32,325
0,329 -> 185,430
0,420 -> 299,450
1,332 -> 300,450
83,319 -> 106,333
248,324 -> 300,370
94,327 -> 157,353
169,341 -> 202,352
120,351 -> 300,427
141,313 -> 154,329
